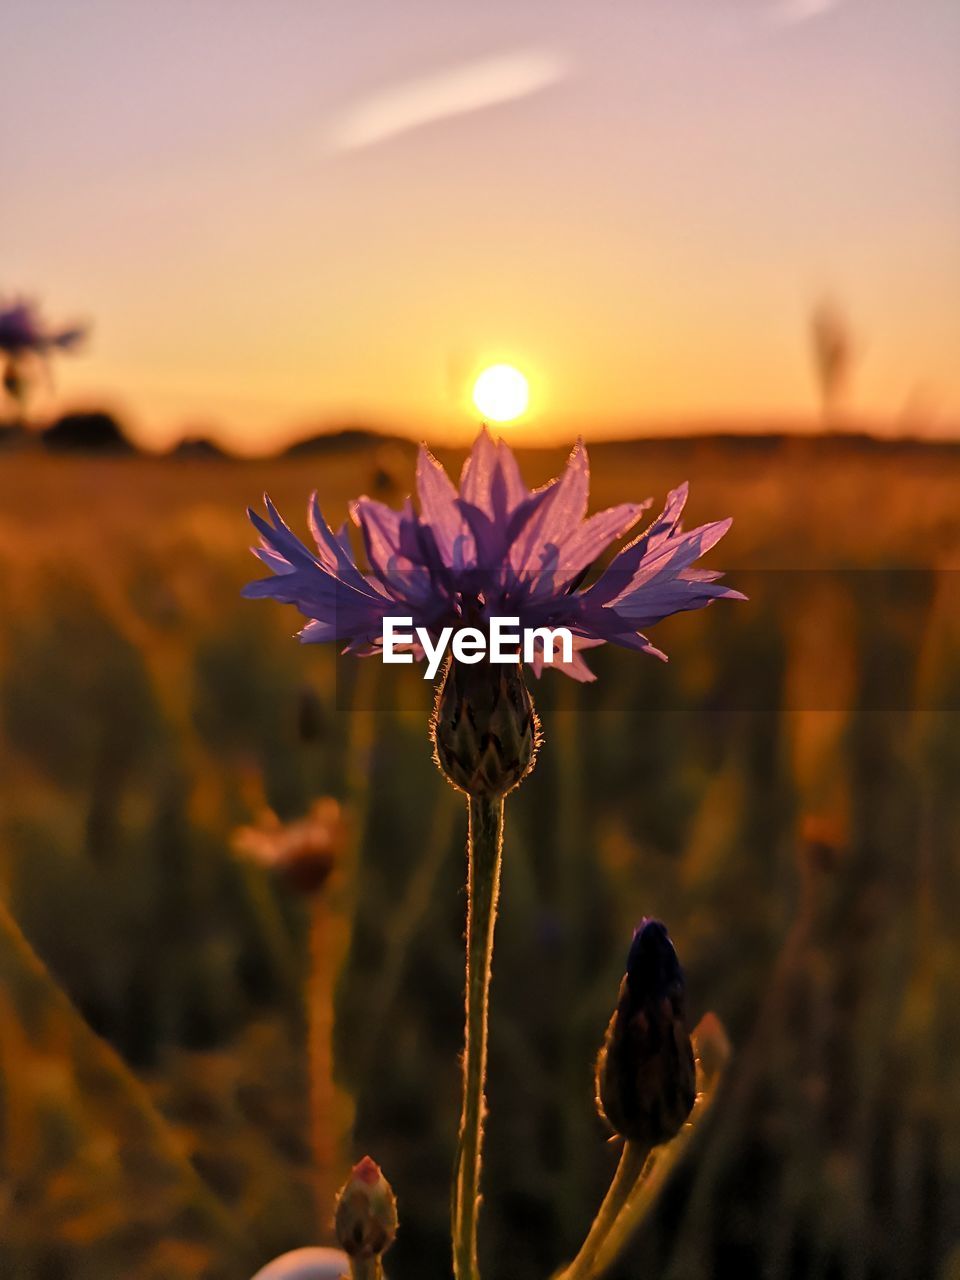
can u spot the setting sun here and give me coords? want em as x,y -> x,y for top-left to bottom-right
472,363 -> 530,424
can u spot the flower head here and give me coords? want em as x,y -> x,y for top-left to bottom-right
0,298 -> 86,356
244,428 -> 743,681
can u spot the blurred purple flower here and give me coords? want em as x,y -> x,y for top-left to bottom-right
0,298 -> 86,356
243,428 -> 744,681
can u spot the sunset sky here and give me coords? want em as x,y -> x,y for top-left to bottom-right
3,0 -> 958,452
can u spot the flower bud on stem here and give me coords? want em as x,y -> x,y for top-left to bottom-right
431,657 -> 539,798
595,920 -> 696,1149
555,921 -> 697,1280
335,1157 -> 397,1280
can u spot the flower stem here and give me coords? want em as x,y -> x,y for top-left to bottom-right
554,1141 -> 650,1280
307,892 -> 337,1230
453,794 -> 504,1280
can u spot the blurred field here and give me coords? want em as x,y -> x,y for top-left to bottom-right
2,434 -> 960,1280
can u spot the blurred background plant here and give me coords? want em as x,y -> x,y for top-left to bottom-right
233,794 -> 355,1230
810,299 -> 855,433
0,298 -> 87,430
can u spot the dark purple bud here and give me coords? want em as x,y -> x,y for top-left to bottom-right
595,919 -> 697,1147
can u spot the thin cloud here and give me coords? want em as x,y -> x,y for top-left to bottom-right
329,49 -> 571,153
768,0 -> 842,25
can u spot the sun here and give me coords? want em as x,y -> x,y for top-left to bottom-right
472,363 -> 530,424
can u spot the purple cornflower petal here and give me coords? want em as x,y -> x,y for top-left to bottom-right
459,426 -> 500,515
243,429 -> 742,677
508,440 -> 590,579
528,634 -> 605,683
416,445 -> 471,567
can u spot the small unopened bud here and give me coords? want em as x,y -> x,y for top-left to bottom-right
430,657 -> 540,797
596,919 -> 696,1147
334,1157 -> 398,1262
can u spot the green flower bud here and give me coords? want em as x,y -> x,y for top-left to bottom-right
430,657 -> 540,797
334,1157 -> 398,1262
596,919 -> 697,1147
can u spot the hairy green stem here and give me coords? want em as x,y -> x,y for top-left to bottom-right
452,794 -> 504,1280
554,1141 -> 650,1280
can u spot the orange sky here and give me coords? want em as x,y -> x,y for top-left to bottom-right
3,0 -> 958,452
